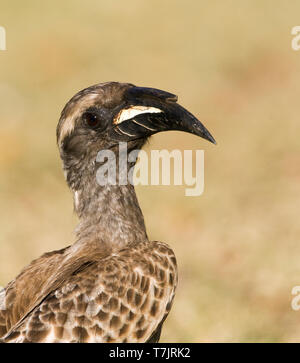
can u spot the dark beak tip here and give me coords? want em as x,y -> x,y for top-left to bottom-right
200,127 -> 216,145
208,135 -> 217,145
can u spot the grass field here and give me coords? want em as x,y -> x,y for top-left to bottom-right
1,0 -> 300,342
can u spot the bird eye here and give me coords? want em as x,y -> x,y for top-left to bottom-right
83,111 -> 102,129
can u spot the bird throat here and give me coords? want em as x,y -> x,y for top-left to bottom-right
69,153 -> 148,251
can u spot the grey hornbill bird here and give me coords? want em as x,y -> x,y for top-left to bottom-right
0,82 -> 215,343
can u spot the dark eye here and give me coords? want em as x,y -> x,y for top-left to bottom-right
83,111 -> 102,129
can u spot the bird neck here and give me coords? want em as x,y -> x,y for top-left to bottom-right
68,153 -> 148,251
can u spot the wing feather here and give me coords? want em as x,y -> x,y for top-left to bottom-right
2,241 -> 177,343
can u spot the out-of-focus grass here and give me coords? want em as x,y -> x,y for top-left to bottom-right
1,0 -> 300,342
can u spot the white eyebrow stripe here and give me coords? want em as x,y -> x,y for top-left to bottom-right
114,105 -> 163,125
131,118 -> 157,131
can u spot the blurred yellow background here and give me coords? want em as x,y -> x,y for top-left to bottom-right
1,0 -> 300,342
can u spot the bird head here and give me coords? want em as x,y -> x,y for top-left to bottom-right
57,82 -> 215,191
57,82 -> 215,156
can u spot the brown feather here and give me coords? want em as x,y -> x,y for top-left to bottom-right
2,241 -> 177,343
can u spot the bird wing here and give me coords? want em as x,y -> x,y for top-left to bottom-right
1,241 -> 177,343
0,245 -> 73,339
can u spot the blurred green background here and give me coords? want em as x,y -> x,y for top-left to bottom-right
1,0 -> 300,342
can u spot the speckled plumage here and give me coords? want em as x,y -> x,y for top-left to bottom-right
2,242 -> 176,343
0,82 -> 214,343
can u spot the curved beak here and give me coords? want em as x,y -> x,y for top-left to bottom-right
110,86 -> 216,145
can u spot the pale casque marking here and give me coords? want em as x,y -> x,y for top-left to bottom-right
131,119 -> 157,131
115,126 -> 137,137
114,106 -> 163,125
